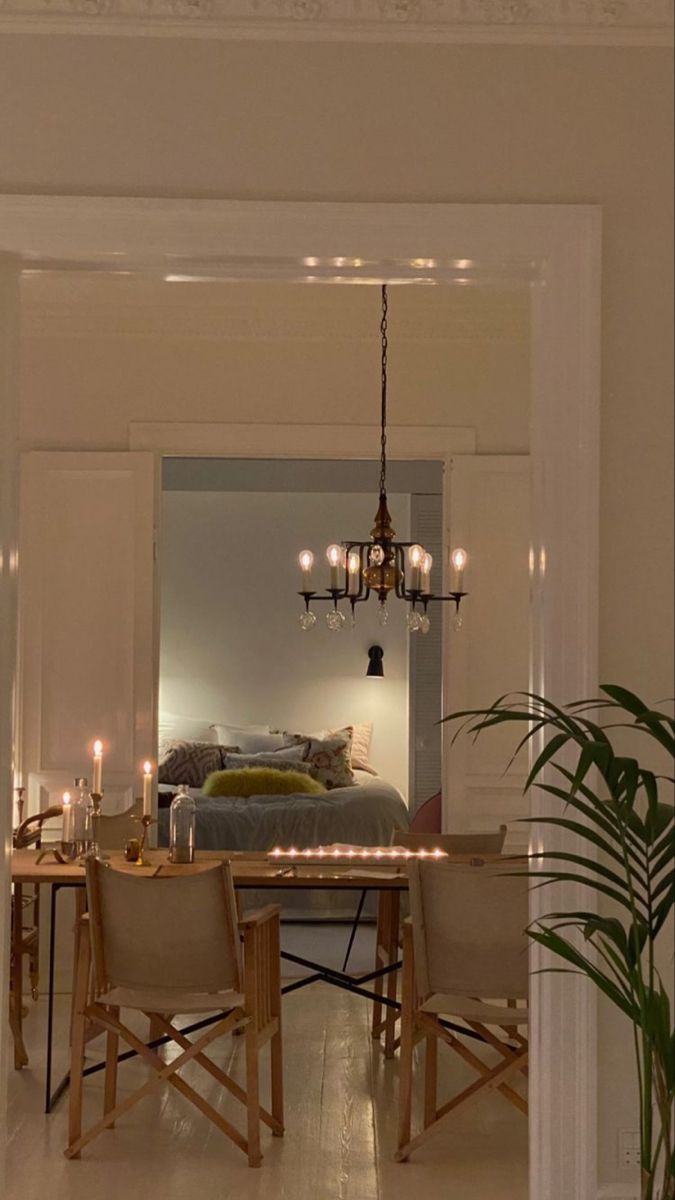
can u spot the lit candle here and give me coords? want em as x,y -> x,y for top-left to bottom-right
142,760 -> 153,817
451,548 -> 468,593
92,739 -> 103,795
61,791 -> 74,843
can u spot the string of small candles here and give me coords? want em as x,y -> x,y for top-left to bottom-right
268,846 -> 448,861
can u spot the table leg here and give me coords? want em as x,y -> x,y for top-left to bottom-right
383,889 -> 400,1058
371,891 -> 387,1042
10,883 -> 29,1069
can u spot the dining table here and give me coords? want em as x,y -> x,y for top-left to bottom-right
11,846 -> 413,1111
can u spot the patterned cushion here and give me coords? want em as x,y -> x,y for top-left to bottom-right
223,752 -> 314,775
283,729 -> 355,790
158,740 -> 236,788
202,767 -> 326,798
313,722 -> 376,774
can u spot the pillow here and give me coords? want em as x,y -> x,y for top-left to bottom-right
312,722 -> 376,774
158,713 -> 216,757
283,729 -> 355,790
223,752 -> 314,775
158,739 -> 232,788
203,767 -> 326,798
210,723 -> 284,754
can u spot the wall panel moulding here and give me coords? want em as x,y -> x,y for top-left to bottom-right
0,0 -> 672,46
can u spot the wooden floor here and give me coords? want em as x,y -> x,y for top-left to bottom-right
7,928 -> 528,1199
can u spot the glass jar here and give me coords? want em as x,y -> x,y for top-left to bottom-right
73,777 -> 91,856
169,785 -> 196,864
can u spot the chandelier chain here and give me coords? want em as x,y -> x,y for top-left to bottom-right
380,284 -> 388,497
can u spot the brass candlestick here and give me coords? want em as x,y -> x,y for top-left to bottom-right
133,813 -> 157,866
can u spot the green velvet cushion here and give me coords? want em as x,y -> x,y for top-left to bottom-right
202,766 -> 326,798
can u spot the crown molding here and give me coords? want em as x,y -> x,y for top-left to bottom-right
0,0 -> 672,46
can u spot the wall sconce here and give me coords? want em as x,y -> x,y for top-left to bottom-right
366,645 -> 384,679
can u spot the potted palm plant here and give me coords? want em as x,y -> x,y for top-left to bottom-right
444,685 -> 674,1200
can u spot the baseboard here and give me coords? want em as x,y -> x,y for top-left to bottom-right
597,1184 -> 640,1200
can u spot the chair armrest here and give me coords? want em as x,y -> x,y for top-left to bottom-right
239,904 -> 281,930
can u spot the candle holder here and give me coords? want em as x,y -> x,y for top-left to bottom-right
88,790 -> 105,860
132,813 -> 157,866
14,787 -> 25,830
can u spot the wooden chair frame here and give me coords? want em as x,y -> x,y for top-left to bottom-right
396,919 -> 528,1162
10,804 -> 64,1068
66,897 -> 284,1167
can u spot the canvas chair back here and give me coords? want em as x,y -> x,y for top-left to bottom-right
407,860 -> 529,1002
398,827 -> 507,855
86,859 -> 242,998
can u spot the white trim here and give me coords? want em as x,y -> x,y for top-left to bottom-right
4,196 -> 601,1199
0,1 -> 671,45
130,422 -> 476,457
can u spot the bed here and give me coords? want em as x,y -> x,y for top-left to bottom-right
158,769 -> 409,853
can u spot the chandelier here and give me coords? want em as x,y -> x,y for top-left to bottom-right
296,285 -> 468,635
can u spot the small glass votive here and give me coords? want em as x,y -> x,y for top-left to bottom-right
125,838 -> 141,863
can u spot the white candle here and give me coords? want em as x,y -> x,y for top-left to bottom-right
142,761 -> 153,816
62,792 -> 74,842
92,739 -> 103,794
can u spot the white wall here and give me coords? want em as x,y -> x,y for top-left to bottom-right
160,489 -> 411,799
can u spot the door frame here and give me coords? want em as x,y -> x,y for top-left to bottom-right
0,196 -> 601,1198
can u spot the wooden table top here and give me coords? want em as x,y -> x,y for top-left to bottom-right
11,847 -> 507,889
10,847 -> 411,889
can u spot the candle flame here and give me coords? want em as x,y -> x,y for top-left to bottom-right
62,791 -> 72,804
93,739 -> 103,756
143,761 -> 152,775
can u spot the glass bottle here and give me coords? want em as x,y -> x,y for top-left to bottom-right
73,776 -> 91,856
169,785 -> 196,864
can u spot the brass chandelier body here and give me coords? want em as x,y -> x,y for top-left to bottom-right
297,285 -> 468,633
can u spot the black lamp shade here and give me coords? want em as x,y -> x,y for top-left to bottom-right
366,645 -> 384,679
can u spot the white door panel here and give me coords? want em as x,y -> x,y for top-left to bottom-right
19,452 -> 157,813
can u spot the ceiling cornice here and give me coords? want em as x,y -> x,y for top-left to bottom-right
0,0 -> 672,46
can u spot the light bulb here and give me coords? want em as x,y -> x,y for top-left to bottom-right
421,552 -> 433,575
298,550 -> 314,572
451,548 -> 468,573
348,552 -> 360,574
326,544 -> 342,567
408,544 -> 424,568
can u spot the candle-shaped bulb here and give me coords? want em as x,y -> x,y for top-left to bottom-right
451,547 -> 468,592
326,543 -> 342,590
422,552 -> 433,574
298,549 -> 314,573
408,543 -> 424,591
348,551 -> 360,575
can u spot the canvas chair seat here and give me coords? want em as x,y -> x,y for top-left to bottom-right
420,993 -> 529,1025
98,985 -> 246,1015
